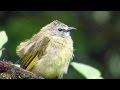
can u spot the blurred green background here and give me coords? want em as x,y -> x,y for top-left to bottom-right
0,11 -> 120,79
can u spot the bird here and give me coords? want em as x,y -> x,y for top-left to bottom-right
16,20 -> 76,79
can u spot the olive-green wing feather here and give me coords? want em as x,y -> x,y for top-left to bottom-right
22,51 -> 39,70
20,36 -> 50,70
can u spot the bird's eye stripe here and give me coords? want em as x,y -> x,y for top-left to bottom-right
58,28 -> 63,31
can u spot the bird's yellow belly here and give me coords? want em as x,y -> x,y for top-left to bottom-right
31,39 -> 73,79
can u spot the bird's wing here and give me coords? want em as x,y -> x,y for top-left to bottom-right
20,36 -> 50,71
16,40 -> 30,58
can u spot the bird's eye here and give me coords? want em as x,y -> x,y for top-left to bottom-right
58,28 -> 63,31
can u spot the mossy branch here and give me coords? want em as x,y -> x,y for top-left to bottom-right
0,60 -> 44,79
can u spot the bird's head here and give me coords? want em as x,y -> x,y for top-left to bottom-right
41,20 -> 76,38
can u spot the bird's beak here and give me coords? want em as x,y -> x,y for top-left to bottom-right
67,27 -> 77,32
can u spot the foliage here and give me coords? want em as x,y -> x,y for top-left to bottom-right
0,31 -> 8,57
71,62 -> 103,79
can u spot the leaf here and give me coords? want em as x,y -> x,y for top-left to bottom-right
0,50 -> 2,57
0,31 -> 8,57
71,62 -> 103,79
0,31 -> 8,49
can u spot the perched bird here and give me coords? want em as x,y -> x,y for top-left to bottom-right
16,20 -> 76,79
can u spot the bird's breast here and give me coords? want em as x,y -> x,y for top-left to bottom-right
31,36 -> 74,78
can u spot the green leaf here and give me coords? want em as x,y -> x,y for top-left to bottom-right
0,50 -> 2,57
71,62 -> 103,79
0,31 -> 8,57
0,31 -> 8,49
0,48 -> 5,57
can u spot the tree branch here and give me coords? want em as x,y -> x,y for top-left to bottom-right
0,60 -> 44,79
